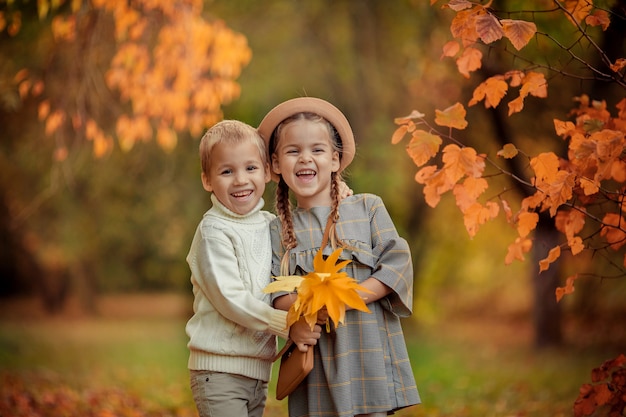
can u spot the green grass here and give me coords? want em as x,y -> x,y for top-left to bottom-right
0,296 -> 623,417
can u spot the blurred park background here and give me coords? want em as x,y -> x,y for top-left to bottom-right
1,1 -> 625,416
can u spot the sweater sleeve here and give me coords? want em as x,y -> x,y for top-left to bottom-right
188,227 -> 289,339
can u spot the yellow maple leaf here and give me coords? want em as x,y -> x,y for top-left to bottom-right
264,248 -> 372,330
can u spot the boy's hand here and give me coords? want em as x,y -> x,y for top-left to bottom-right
338,180 -> 353,200
289,317 -> 321,352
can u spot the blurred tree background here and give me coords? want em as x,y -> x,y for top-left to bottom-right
1,0 -> 624,350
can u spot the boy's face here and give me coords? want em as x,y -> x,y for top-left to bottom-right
202,140 -> 270,215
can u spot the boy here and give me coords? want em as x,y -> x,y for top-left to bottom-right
185,120 -> 321,417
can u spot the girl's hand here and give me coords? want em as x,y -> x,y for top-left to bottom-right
289,317 -> 321,352
316,307 -> 329,325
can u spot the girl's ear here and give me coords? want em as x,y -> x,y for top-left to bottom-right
201,172 -> 213,192
331,150 -> 340,172
271,154 -> 281,176
264,163 -> 272,183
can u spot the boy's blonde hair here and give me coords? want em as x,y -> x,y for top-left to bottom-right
199,120 -> 268,175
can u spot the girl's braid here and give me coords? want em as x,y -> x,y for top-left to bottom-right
275,178 -> 297,276
328,171 -> 344,250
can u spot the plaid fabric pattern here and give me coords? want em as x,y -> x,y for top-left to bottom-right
269,194 -> 421,417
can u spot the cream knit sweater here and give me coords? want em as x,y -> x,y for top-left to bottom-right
185,194 -> 289,381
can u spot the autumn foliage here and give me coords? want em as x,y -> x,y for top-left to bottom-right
4,0 -> 251,157
392,0 -> 626,303
574,354 -> 626,417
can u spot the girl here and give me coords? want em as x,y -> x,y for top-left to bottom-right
258,97 -> 421,417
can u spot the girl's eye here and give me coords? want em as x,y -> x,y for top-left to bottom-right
220,169 -> 232,175
247,165 -> 258,171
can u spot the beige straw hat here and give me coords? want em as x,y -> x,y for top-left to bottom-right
258,97 -> 355,182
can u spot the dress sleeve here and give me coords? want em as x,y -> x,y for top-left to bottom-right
367,194 -> 414,317
189,226 -> 289,338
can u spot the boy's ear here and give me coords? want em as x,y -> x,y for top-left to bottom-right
201,172 -> 213,192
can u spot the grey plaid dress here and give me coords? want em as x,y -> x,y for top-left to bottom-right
269,193 -> 421,417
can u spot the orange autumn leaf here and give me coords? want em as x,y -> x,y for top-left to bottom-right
610,58 -> 626,73
462,201 -> 499,237
450,7 -> 481,47
508,95 -> 525,115
568,236 -> 584,255
456,46 -> 482,78
501,198 -> 513,222
585,9 -> 610,30
578,176 -> 599,196
435,102 -> 468,130
418,167 -> 454,208
530,152 -> 560,184
539,245 -> 561,272
563,0 -> 593,26
519,72 -> 548,99
469,75 -> 508,108
505,236 -> 532,265
554,119 -> 576,137
497,143 -> 518,159
545,170 -> 575,216
556,274 -> 577,302
501,19 -> 536,50
453,176 -> 488,211
444,0 -> 473,12
394,110 -> 425,125
264,248 -> 372,330
406,130 -> 443,166
441,40 -> 460,59
517,211 -> 539,238
600,213 -> 626,251
391,125 -> 409,145
555,209 -> 586,241
475,13 -> 503,44
442,144 -> 486,182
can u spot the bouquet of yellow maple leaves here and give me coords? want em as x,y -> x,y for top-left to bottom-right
264,247 -> 372,331
265,247 -> 373,400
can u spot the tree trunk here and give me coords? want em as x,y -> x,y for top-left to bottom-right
531,214 -> 564,348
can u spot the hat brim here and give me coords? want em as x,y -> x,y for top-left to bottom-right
258,97 -> 355,182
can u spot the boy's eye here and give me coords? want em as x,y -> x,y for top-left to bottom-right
220,169 -> 232,175
247,165 -> 258,171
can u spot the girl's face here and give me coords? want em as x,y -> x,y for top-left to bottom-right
202,139 -> 270,215
272,119 -> 340,209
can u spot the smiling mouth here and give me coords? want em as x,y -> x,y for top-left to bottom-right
296,170 -> 316,177
231,190 -> 253,198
